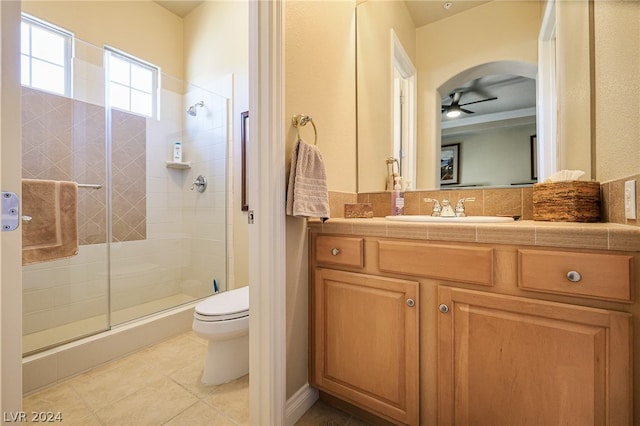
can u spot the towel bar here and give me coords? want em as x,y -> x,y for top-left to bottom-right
292,114 -> 318,145
78,183 -> 102,189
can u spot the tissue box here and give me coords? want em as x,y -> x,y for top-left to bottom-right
533,181 -> 601,222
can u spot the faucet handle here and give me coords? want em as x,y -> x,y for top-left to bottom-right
455,197 -> 476,217
423,198 -> 441,216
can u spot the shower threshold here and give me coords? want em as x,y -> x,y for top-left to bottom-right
23,293 -> 197,355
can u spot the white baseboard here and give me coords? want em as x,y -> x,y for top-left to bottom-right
285,383 -> 319,426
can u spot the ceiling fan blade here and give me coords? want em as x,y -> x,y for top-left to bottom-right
450,92 -> 462,106
460,107 -> 475,114
467,78 -> 493,99
459,96 -> 498,107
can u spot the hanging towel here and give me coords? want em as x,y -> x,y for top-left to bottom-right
22,179 -> 79,265
286,139 -> 330,220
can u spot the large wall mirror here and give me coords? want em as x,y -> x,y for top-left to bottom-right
356,0 -> 598,192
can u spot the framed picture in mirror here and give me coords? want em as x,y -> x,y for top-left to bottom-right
441,143 -> 460,185
241,111 -> 249,211
530,134 -> 538,180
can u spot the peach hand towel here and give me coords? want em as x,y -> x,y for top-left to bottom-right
22,179 -> 79,265
286,139 -> 330,220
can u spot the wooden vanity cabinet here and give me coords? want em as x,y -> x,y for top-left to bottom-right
437,286 -> 632,426
310,236 -> 420,425
310,232 -> 635,425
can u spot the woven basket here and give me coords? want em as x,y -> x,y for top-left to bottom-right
533,181 -> 601,222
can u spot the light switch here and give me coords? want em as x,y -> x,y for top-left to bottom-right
625,180 -> 637,220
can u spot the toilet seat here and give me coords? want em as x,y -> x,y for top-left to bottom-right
194,286 -> 249,322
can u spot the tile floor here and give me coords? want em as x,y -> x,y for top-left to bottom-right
23,330 -> 364,426
23,331 -> 248,425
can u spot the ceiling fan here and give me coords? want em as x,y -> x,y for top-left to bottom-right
441,91 -> 498,118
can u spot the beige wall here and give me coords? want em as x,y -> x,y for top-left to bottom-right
21,1 -> 184,79
183,1 -> 250,290
594,1 -> 640,183
415,1 -> 541,189
357,0 -> 415,192
556,0 -> 592,177
284,0 -> 356,399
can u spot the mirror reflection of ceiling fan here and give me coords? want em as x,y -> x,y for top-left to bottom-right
441,91 -> 498,118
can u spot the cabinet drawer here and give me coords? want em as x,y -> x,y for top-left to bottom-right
518,249 -> 633,302
379,240 -> 493,286
316,236 -> 364,268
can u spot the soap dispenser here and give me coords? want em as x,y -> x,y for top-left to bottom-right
391,177 -> 404,216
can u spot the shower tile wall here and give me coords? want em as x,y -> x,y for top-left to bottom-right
181,89 -> 228,294
21,87 -> 147,244
22,81 -> 227,351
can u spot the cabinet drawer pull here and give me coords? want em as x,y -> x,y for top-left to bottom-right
406,298 -> 415,307
566,271 -> 582,283
330,248 -> 340,256
438,304 -> 449,313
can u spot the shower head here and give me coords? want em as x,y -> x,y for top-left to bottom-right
187,101 -> 205,116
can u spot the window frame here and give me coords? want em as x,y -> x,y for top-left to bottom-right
20,13 -> 74,97
105,46 -> 160,119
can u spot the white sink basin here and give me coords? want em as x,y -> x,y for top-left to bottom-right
385,215 -> 515,223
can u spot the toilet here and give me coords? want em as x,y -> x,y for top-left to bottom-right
192,286 -> 249,385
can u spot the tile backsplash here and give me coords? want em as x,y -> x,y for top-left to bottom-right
356,187 -> 534,220
602,174 -> 640,226
330,174 -> 640,227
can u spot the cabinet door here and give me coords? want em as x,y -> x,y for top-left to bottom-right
438,287 -> 632,426
313,268 -> 419,425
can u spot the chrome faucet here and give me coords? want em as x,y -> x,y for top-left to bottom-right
424,197 -> 476,217
423,198 -> 441,216
440,199 -> 455,217
455,197 -> 476,217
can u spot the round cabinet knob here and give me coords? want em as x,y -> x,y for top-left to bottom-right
566,271 -> 582,283
406,298 -> 415,307
438,304 -> 449,313
330,248 -> 340,256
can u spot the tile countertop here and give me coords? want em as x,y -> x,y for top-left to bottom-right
307,218 -> 640,252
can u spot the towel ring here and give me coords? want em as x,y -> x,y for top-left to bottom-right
292,114 -> 318,145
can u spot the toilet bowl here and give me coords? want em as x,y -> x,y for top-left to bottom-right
192,286 -> 249,385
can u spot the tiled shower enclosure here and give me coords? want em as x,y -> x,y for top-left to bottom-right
21,39 -> 228,355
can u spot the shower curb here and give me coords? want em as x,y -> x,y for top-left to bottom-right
22,303 -> 196,395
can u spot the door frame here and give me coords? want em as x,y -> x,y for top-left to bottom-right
1,0 -> 25,413
248,0 -> 287,424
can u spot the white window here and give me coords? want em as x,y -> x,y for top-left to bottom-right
21,14 -> 73,96
106,48 -> 159,118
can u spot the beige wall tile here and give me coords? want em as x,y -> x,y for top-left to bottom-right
609,226 -> 640,251
535,225 -> 609,250
477,224 -> 535,245
328,191 -> 357,218
427,224 -> 477,243
484,188 -> 522,217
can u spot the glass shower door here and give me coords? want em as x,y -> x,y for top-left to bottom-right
21,39 -> 110,355
109,75 -> 227,325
